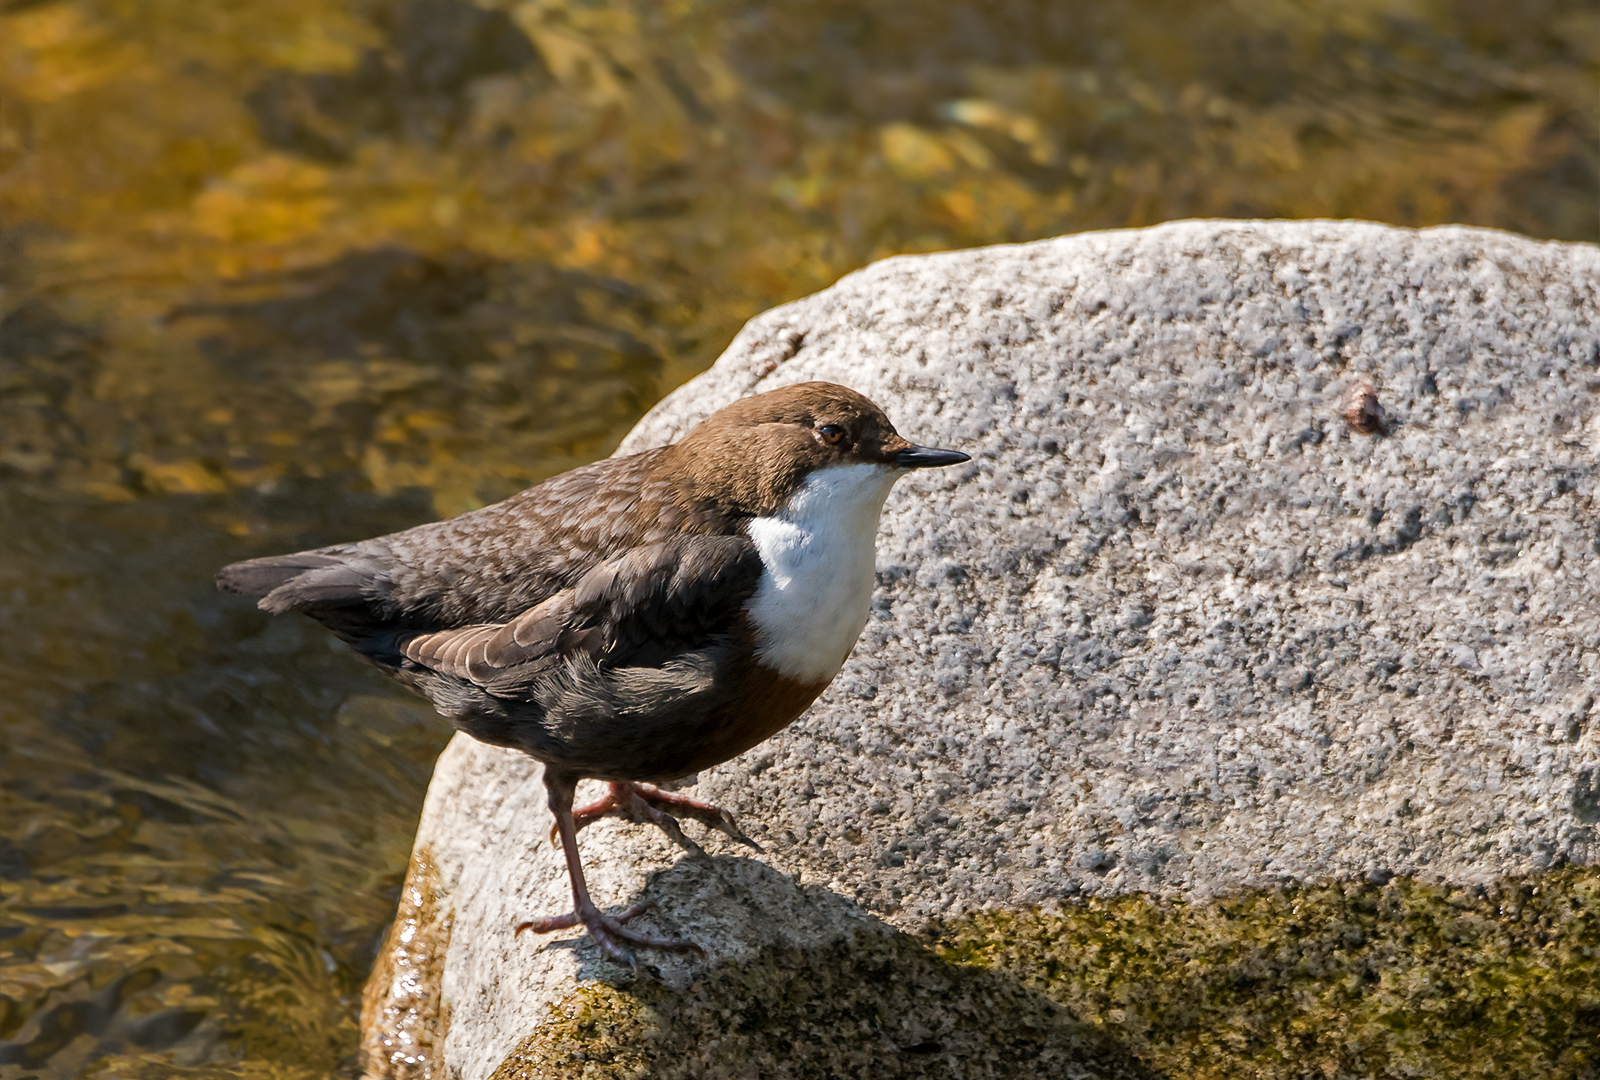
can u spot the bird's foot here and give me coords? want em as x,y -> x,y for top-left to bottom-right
515,900 -> 704,971
560,781 -> 763,853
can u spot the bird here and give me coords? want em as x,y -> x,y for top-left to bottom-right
217,381 -> 969,966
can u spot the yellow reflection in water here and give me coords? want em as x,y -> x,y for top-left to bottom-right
2,0 -> 1594,510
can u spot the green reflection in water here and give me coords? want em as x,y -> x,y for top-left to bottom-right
0,0 -> 1596,1074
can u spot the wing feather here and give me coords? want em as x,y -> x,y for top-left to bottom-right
216,445 -> 735,639
397,534 -> 760,697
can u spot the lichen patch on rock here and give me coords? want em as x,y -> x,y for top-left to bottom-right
491,928 -> 1148,1080
928,867 -> 1600,1079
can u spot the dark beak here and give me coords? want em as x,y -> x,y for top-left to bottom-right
895,444 -> 970,469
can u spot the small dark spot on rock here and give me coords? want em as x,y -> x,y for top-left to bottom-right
1291,424 -> 1325,451
1080,849 -> 1117,875
1392,506 -> 1424,550
1343,381 -> 1385,435
1573,769 -> 1600,824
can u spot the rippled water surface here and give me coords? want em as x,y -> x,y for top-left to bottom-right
1,0 -> 1596,1074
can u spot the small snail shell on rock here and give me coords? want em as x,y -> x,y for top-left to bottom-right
1342,381 -> 1385,435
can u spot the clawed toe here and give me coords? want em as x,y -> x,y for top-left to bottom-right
707,807 -> 764,852
664,797 -> 762,852
517,901 -> 704,969
561,781 -> 763,853
630,799 -> 719,858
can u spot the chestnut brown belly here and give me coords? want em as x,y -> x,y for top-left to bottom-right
570,658 -> 828,783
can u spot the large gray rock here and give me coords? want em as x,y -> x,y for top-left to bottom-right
361,220 -> 1600,1079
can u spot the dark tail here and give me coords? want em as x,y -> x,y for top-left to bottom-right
217,554 -> 340,600
216,552 -> 387,615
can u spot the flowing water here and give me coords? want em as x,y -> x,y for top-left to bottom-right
1,0 -> 1596,1074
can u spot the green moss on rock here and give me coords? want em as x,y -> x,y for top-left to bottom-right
484,869 -> 1600,1078
927,869 -> 1600,1079
490,929 -> 1150,1080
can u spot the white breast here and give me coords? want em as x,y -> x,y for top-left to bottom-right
744,463 -> 904,684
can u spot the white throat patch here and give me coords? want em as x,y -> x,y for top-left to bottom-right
744,463 -> 904,684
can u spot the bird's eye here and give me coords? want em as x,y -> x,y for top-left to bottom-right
818,424 -> 846,445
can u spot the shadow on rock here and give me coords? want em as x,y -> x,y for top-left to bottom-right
497,854 -> 1157,1080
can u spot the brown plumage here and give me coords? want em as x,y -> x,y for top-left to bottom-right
217,381 -> 968,967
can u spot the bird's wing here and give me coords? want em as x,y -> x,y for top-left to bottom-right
396,533 -> 763,697
215,446 -> 734,639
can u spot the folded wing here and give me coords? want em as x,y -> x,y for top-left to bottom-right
398,533 -> 763,699
214,446 -> 721,650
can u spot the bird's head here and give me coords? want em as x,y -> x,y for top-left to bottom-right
670,381 -> 969,517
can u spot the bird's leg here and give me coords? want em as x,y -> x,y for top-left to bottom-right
517,770 -> 704,970
560,780 -> 763,852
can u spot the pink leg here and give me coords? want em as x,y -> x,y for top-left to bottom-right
556,780 -> 763,853
516,771 -> 704,970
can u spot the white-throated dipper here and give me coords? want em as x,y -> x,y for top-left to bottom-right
217,382 -> 968,966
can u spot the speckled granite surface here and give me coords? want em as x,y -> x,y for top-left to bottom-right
361,220 -> 1600,1079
